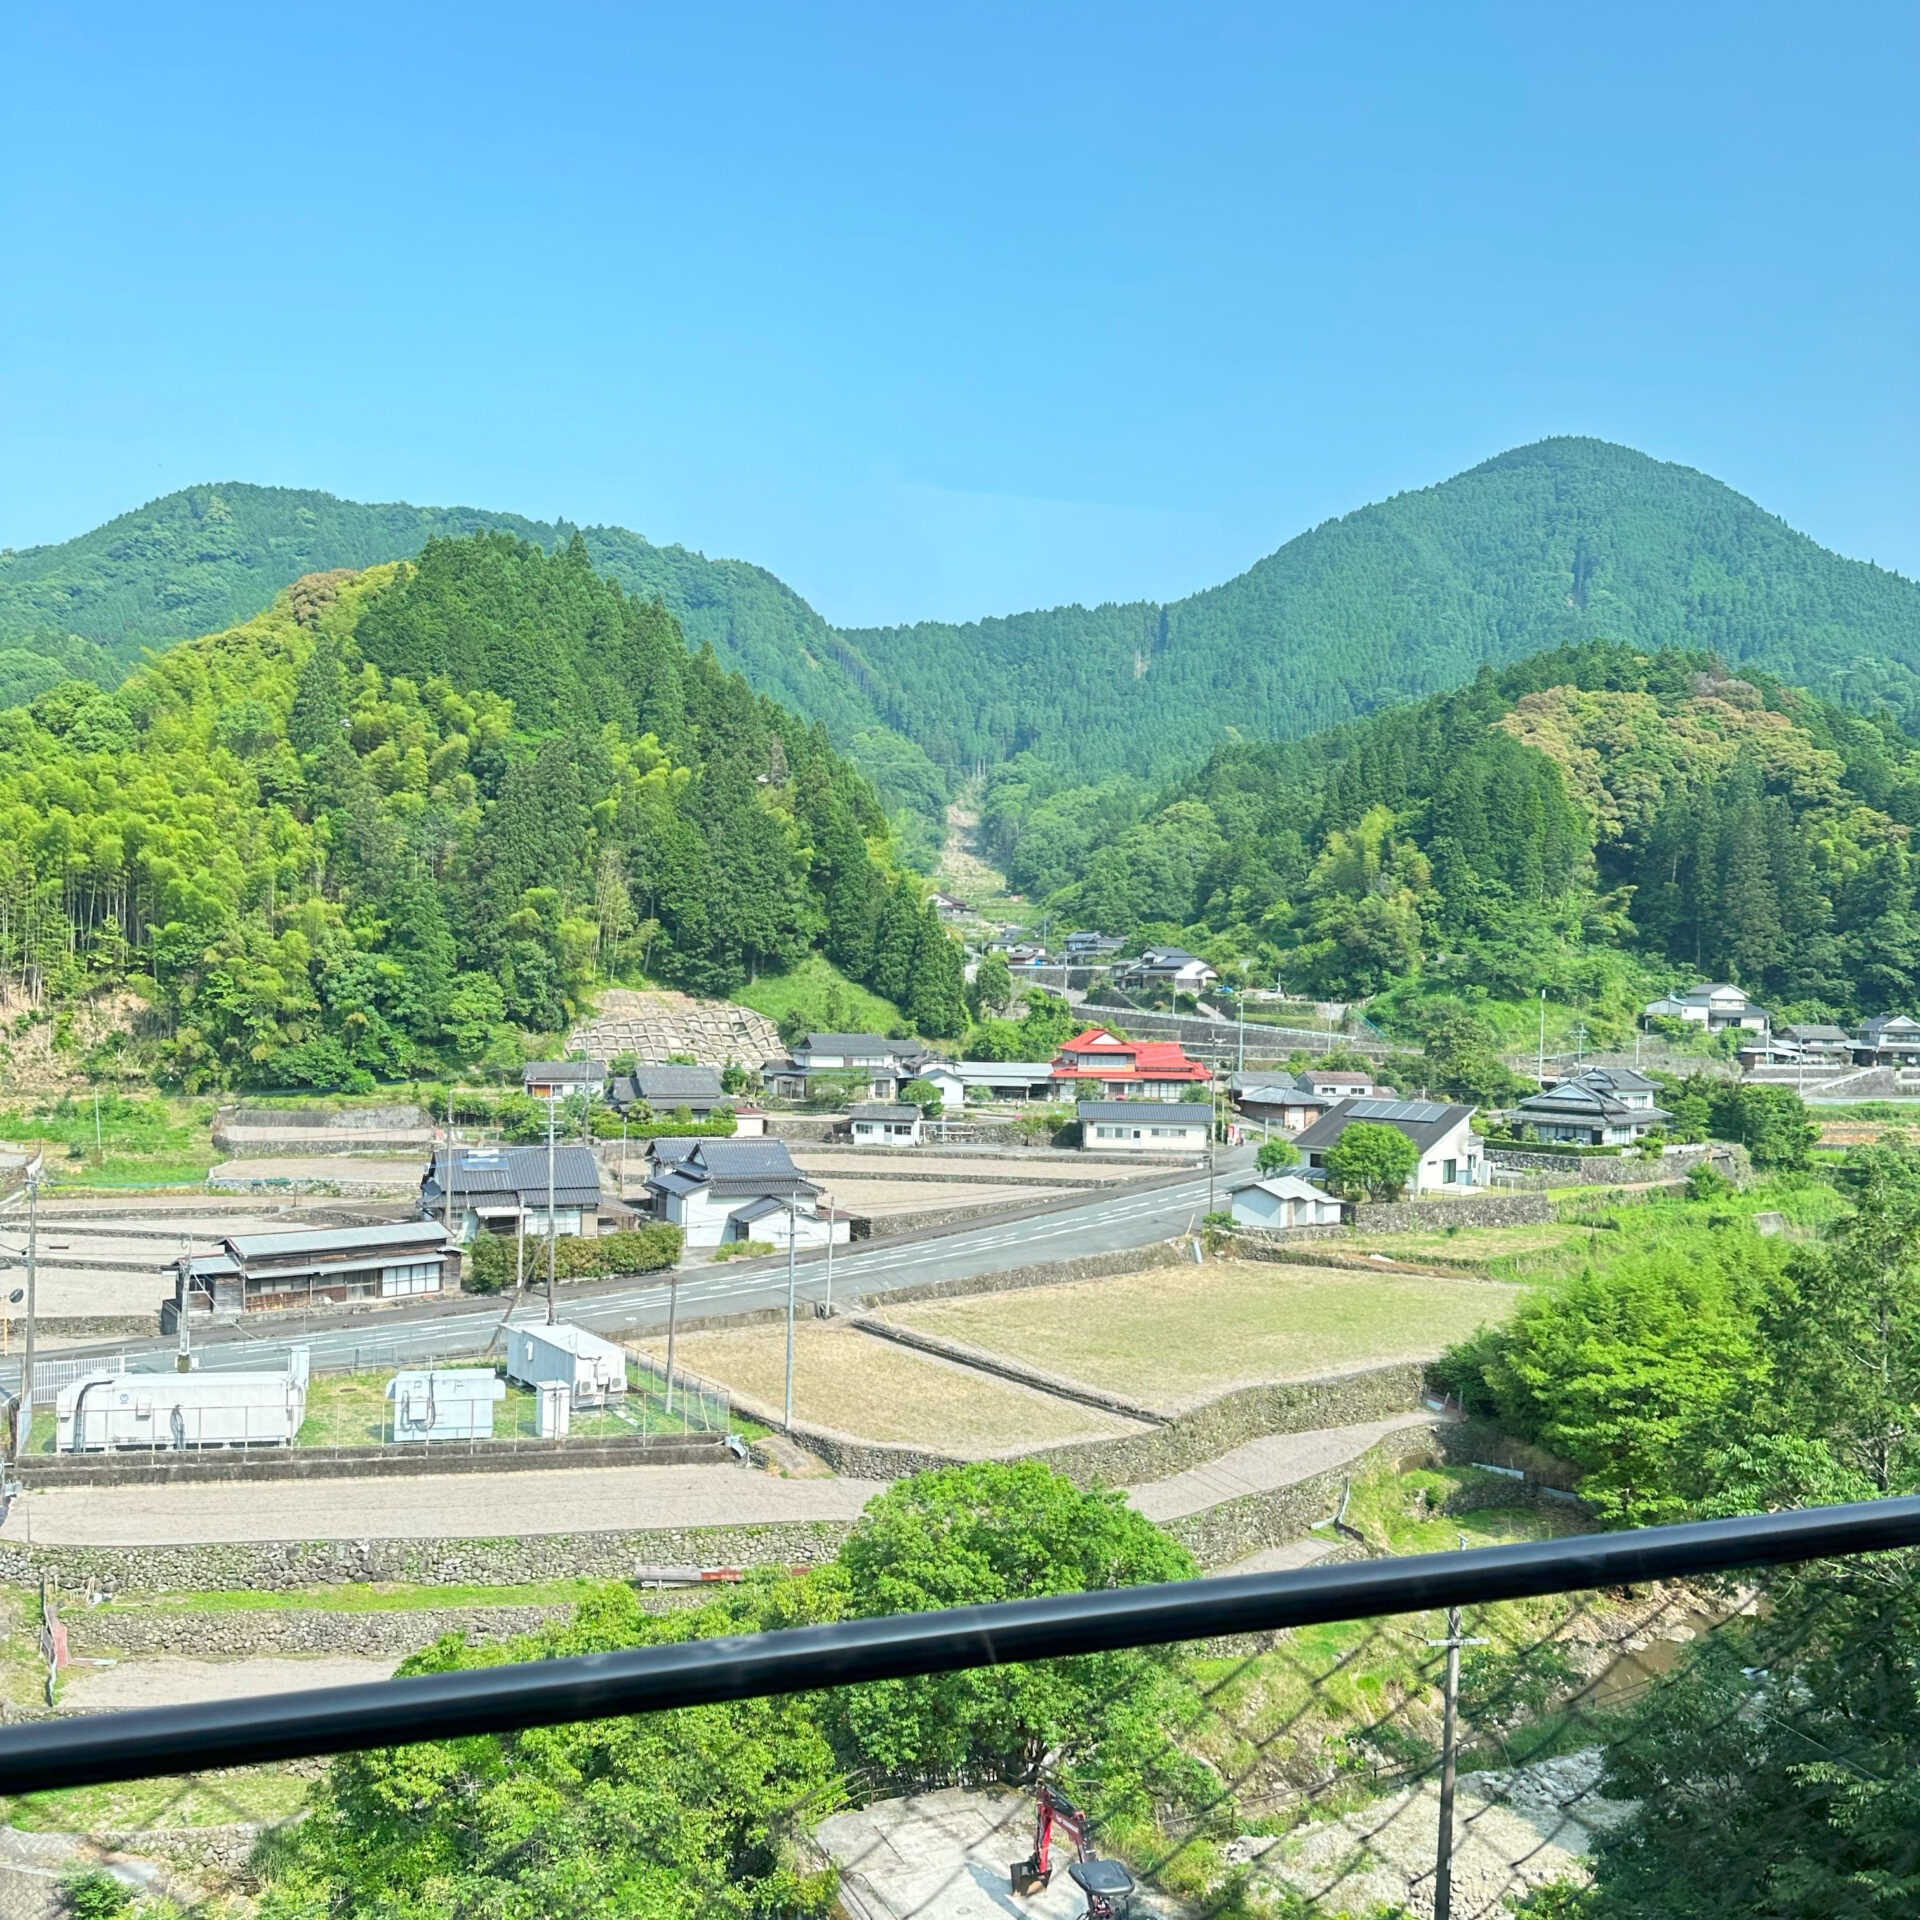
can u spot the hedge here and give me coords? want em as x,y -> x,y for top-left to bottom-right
464,1224 -> 682,1292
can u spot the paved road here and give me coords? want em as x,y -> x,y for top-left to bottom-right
9,1155 -> 1251,1390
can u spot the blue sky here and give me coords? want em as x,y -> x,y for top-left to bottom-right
2,2 -> 1915,626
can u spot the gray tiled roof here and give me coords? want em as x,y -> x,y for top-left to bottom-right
423,1145 -> 602,1209
851,1103 -> 919,1121
522,1060 -> 604,1082
687,1139 -> 802,1179
617,1065 -> 725,1103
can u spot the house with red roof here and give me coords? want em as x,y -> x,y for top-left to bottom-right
1047,1027 -> 1211,1102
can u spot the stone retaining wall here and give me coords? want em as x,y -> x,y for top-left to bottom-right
1164,1423 -> 1447,1566
847,1236 -> 1187,1310
22,1433 -> 728,1491
0,1519 -> 855,1596
781,1358 -> 1429,1491
1486,1145 -> 1718,1185
68,1601 -> 574,1658
1340,1193 -> 1557,1233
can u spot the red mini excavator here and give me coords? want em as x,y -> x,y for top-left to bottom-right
1010,1783 -> 1135,1917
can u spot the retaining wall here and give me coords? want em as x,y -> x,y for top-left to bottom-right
1342,1193 -> 1557,1233
21,1432 -> 729,1491
1486,1145 -> 1718,1186
67,1600 -> 575,1658
0,1519 -> 855,1596
846,1236 -> 1188,1311
780,1358 -> 1429,1489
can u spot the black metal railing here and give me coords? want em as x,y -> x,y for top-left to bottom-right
4,1496 -> 1918,1795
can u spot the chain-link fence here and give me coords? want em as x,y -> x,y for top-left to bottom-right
0,1502 -> 1912,1919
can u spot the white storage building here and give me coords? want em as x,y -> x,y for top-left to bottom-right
387,1369 -> 507,1442
58,1351 -> 311,1452
506,1323 -> 629,1408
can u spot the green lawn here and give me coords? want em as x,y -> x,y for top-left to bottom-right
733,954 -> 905,1038
3,1767 -> 310,1834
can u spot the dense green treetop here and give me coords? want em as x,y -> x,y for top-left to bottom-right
0,535 -> 968,1090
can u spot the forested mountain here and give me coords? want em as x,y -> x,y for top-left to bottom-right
0,535 -> 965,1090
10,441 -> 1919,797
846,439 -> 1920,778
1007,642 -> 1920,1034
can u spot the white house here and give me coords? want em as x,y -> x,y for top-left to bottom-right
1293,1098 -> 1482,1194
1854,1013 -> 1920,1065
1114,947 -> 1219,994
761,1033 -> 935,1101
1512,1068 -> 1671,1147
1642,983 -> 1770,1034
523,1059 -> 609,1100
1228,1175 -> 1345,1230
950,1061 -> 1058,1103
644,1138 -> 845,1250
849,1102 -> 923,1146
1077,1100 -> 1210,1153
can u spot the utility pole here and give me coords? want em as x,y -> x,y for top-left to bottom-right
664,1272 -> 680,1415
545,1088 -> 558,1326
822,1188 -> 835,1315
1427,1573 -> 1488,1920
16,1172 -> 37,1464
443,1089 -> 456,1237
1207,1070 -> 1219,1217
92,1092 -> 101,1164
783,1198 -> 798,1429
1537,986 -> 1546,1085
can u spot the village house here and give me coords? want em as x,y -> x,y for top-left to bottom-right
1641,983 -> 1770,1035
1227,1174 -> 1345,1230
848,1102 -> 924,1146
607,1063 -> 729,1119
1512,1067 -> 1671,1147
1230,1074 -> 1333,1132
522,1059 -> 609,1101
1853,1013 -> 1920,1065
945,1061 -> 1056,1103
643,1138 -> 841,1251
173,1220 -> 458,1322
1113,947 -> 1219,995
928,890 -> 972,920
1076,1101 -> 1210,1153
1063,930 -> 1125,960
1049,1027 -> 1211,1101
1294,1097 -> 1482,1194
421,1143 -> 609,1243
760,1033 -> 936,1101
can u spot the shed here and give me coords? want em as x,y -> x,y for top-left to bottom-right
849,1102 -> 924,1146
386,1369 -> 507,1443
506,1323 -> 629,1408
1228,1175 -> 1345,1230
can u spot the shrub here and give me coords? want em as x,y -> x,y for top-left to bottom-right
711,1239 -> 776,1262
462,1224 -> 681,1292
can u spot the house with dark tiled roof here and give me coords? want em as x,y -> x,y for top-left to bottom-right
607,1063 -> 729,1118
1513,1068 -> 1671,1147
1294,1098 -> 1482,1194
421,1144 -> 607,1244
642,1137 -> 842,1251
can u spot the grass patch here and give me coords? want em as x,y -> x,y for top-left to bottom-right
2,1767 -> 310,1834
639,1322 -> 1139,1450
732,954 -> 905,1038
895,1261 -> 1524,1411
112,1577 -> 616,1614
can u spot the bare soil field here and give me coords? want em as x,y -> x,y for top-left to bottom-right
891,1260 -> 1524,1411
638,1322 -> 1143,1452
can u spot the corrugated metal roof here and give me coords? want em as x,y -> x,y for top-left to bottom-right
225,1222 -> 449,1262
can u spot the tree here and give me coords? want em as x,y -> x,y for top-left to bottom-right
966,951 -> 1013,1022
1256,1135 -> 1300,1174
900,1076 -> 943,1118
255,1586 -> 839,1920
905,905 -> 967,1038
1322,1121 -> 1419,1201
832,1462 -> 1206,1820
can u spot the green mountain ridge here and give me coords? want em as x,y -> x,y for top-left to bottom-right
8,440 -> 1920,790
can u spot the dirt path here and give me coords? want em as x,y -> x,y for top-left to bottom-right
60,1654 -> 399,1713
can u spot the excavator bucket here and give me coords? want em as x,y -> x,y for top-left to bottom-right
1010,1857 -> 1052,1897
